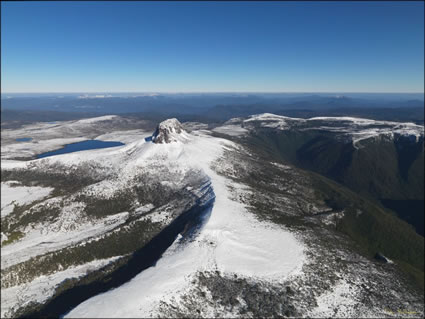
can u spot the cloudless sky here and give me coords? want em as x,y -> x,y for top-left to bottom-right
1,1 -> 424,93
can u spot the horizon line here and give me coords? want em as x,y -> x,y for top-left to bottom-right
2,91 -> 424,95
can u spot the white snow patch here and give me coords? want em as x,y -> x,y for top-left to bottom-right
76,115 -> 118,123
141,209 -> 174,226
1,182 -> 53,217
307,277 -> 363,318
94,129 -> 150,144
245,113 -> 304,122
212,124 -> 248,136
134,204 -> 155,215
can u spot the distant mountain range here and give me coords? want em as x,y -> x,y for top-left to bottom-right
1,93 -> 424,127
1,93 -> 423,112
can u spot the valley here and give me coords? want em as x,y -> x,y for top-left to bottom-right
2,2 -> 424,317
1,114 -> 423,318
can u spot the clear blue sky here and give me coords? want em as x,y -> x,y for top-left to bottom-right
1,1 -> 424,93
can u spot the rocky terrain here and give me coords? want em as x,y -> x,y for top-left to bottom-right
1,114 -> 423,318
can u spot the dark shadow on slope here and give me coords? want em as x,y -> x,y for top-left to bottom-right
381,199 -> 424,237
394,135 -> 424,181
21,194 -> 215,319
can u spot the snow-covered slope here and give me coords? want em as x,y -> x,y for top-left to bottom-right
217,113 -> 424,147
66,128 -> 304,318
1,117 -> 305,318
2,115 -> 423,318
1,182 -> 53,218
0,115 -> 152,160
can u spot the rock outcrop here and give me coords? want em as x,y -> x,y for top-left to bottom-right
152,118 -> 186,144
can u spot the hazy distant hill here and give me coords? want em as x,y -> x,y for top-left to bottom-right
2,94 -> 424,120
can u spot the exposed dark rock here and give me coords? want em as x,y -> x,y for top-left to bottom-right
152,118 -> 185,144
374,252 -> 389,263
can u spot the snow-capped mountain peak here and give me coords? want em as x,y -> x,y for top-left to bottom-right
152,118 -> 187,144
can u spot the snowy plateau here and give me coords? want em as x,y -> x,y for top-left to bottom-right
1,114 -> 423,318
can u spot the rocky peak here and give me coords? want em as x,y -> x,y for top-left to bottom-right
152,118 -> 186,144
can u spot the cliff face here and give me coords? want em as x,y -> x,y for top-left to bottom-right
152,118 -> 185,144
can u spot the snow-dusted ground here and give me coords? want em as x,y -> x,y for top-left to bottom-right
1,256 -> 121,318
212,124 -> 248,136
2,114 -> 422,318
306,276 -> 363,318
1,209 -> 128,269
66,129 -> 305,318
1,116 -> 153,314
1,137 -> 88,160
215,113 -> 424,147
1,181 -> 53,217
93,129 -> 151,144
1,116 -> 305,317
75,115 -> 118,123
1,115 -> 151,159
